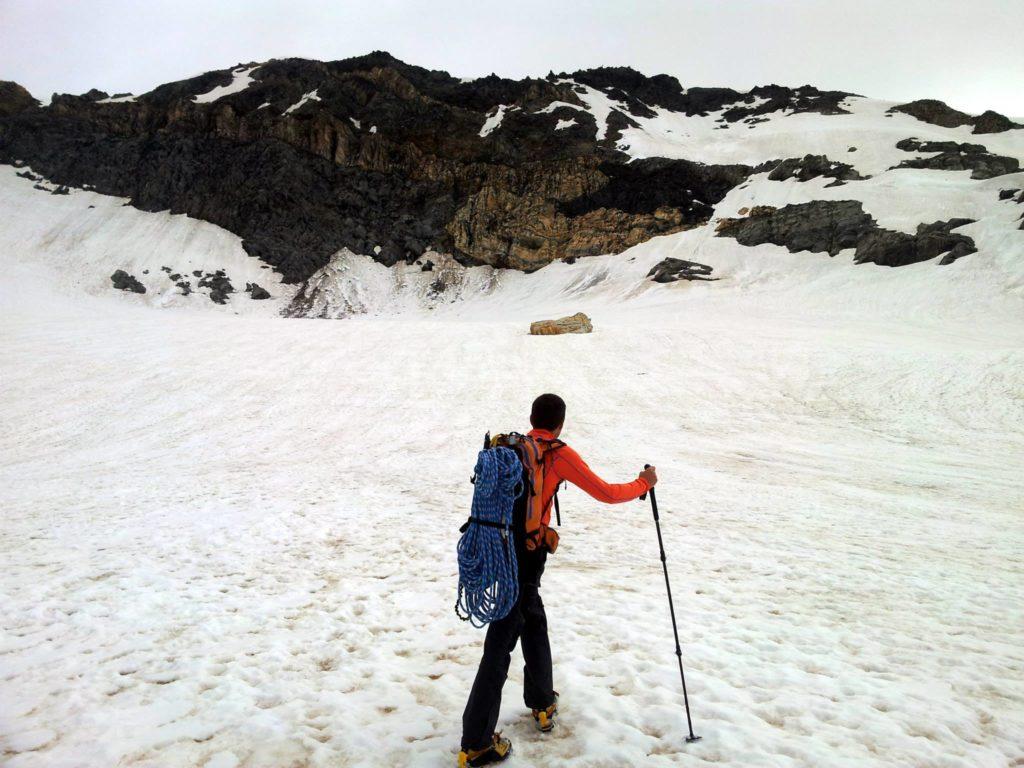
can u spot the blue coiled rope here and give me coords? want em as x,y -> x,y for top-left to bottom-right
456,446 -> 523,627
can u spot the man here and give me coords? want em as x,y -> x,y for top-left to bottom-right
458,393 -> 658,766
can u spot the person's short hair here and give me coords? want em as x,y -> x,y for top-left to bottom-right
530,393 -> 566,431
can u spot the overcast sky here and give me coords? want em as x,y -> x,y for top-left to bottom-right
2,0 -> 1022,116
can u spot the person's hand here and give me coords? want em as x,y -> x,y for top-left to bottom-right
640,465 -> 658,488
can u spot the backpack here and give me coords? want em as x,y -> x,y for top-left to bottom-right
486,431 -> 565,554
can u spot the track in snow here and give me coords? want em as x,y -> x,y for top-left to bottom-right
2,275 -> 1023,766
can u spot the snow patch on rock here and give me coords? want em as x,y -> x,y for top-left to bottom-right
193,65 -> 261,104
283,88 -> 321,115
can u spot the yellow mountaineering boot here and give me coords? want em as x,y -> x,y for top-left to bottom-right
532,692 -> 559,733
457,733 -> 512,767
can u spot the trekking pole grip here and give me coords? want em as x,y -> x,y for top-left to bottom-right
640,464 -> 655,503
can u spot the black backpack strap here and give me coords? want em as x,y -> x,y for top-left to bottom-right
460,516 -> 510,533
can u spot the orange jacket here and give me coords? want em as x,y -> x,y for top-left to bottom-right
529,428 -> 650,525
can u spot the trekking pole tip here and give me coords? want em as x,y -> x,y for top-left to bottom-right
686,735 -> 702,744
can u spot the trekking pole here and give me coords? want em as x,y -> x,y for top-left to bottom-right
641,465 -> 701,743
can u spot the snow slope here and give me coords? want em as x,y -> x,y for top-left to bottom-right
2,163 -> 1024,767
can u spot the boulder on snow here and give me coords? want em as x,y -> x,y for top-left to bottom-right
647,258 -> 717,283
110,269 -> 146,294
530,313 -> 593,335
198,270 -> 234,304
246,282 -> 271,300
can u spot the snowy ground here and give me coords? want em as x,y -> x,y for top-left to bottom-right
2,158 -> 1024,767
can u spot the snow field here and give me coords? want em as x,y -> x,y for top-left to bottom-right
2,91 -> 1024,765
2,266 -> 1023,766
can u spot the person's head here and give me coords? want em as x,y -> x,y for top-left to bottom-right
530,393 -> 566,436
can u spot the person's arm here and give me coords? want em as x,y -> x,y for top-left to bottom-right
552,445 -> 651,503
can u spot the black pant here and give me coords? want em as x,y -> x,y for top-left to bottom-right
461,548 -> 556,750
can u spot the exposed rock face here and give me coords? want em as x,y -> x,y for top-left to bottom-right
110,269 -> 146,293
855,219 -> 977,267
647,258 -> 716,282
716,202 -> 978,267
0,54 -> 758,283
888,99 -> 1022,134
717,201 -> 871,256
763,154 -> 865,186
1,55 -> 1011,290
893,138 -> 1020,179
0,81 -> 39,117
530,312 -> 593,335
567,69 -> 854,121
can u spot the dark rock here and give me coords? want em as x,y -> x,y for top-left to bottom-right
15,170 -> 40,181
176,280 -> 192,295
716,200 -> 870,256
716,201 -> 978,267
193,270 -> 203,277
855,220 -> 976,267
893,138 -> 1019,179
765,154 -> 865,184
998,188 -> 1020,201
848,147 -> 857,152
110,269 -> 146,293
169,273 -> 181,281
245,282 -> 271,299
198,270 -> 234,304
896,138 -> 986,154
647,258 -> 717,283
51,185 -> 70,195
420,260 -> 434,271
889,99 -> 973,128
889,99 -> 1022,133
973,110 -> 1022,134
0,80 -> 40,117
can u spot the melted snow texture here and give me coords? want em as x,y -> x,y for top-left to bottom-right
548,80 -> 1024,177
0,166 -> 291,315
1,270 -> 1023,767
2,99 -> 1024,764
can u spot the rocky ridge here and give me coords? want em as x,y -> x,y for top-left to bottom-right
1,52 -> 1021,308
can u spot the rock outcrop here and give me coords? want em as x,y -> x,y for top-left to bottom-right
888,99 -> 1022,134
0,81 -> 39,117
716,202 -> 978,267
763,154 -> 865,186
530,313 -> 593,335
0,54 -> 756,283
893,138 -> 1020,179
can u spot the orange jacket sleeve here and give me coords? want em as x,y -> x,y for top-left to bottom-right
552,445 -> 650,504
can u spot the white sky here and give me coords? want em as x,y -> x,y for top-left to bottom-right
2,0 -> 1022,117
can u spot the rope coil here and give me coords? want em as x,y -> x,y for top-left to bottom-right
456,447 -> 522,626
